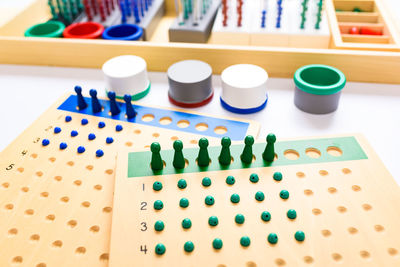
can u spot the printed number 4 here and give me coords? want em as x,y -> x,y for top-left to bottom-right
140,245 -> 147,254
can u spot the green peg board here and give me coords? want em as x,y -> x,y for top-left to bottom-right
110,134 -> 400,266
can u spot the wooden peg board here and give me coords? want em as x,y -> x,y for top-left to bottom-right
0,93 -> 259,267
110,134 -> 400,266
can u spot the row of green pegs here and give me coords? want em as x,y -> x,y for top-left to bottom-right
150,134 -> 277,171
154,231 -> 305,255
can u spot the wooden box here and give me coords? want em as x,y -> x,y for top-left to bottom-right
0,0 -> 400,84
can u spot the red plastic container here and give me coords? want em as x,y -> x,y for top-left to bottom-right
63,22 -> 104,39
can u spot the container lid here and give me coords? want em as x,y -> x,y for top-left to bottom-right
294,64 -> 346,95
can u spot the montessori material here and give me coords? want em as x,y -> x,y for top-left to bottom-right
169,0 -> 221,43
220,64 -> 268,114
102,55 -> 150,100
110,133 -> 400,266
167,60 -> 213,107
0,89 -> 259,267
63,21 -> 104,39
24,21 -> 65,38
294,64 -> 346,114
210,0 -> 330,48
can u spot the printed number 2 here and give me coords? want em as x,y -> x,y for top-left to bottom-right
140,222 -> 147,232
140,245 -> 147,254
140,202 -> 147,210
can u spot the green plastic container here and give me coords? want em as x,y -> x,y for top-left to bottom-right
294,64 -> 346,114
25,21 -> 65,38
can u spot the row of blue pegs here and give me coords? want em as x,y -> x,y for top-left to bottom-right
120,0 -> 153,23
41,138 -> 105,157
74,86 -> 136,119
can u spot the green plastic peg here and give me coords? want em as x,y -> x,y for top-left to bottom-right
235,214 -> 245,224
154,220 -> 165,231
273,172 -> 283,181
240,236 -> 251,247
202,177 -> 212,187
179,198 -> 189,208
226,175 -> 235,185
268,233 -> 278,244
173,140 -> 185,169
295,231 -> 305,242
154,200 -> 164,210
177,179 -> 187,189
249,173 -> 259,183
280,190 -> 289,199
153,181 -> 162,191
213,238 -> 223,249
182,218 -> 192,229
150,142 -> 163,171
240,135 -> 254,164
287,209 -> 297,219
197,138 -> 210,167
261,211 -> 271,222
255,191 -> 265,202
184,241 -> 194,252
208,216 -> 219,226
205,195 -> 215,206
263,134 -> 276,162
155,243 -> 166,255
230,193 -> 240,203
219,137 -> 231,165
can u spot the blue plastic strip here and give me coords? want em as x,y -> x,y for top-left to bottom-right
220,96 -> 268,114
57,95 -> 250,140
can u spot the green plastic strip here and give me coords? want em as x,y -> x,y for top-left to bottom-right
127,136 -> 367,178
105,82 -> 151,101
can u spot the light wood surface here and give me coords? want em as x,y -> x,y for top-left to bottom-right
0,93 -> 259,267
110,134 -> 400,266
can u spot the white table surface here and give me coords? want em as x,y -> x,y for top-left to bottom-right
0,64 -> 399,185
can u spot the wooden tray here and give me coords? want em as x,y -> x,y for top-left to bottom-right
326,0 -> 400,51
0,0 -> 400,84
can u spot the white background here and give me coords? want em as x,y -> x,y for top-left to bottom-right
0,1 -> 399,184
